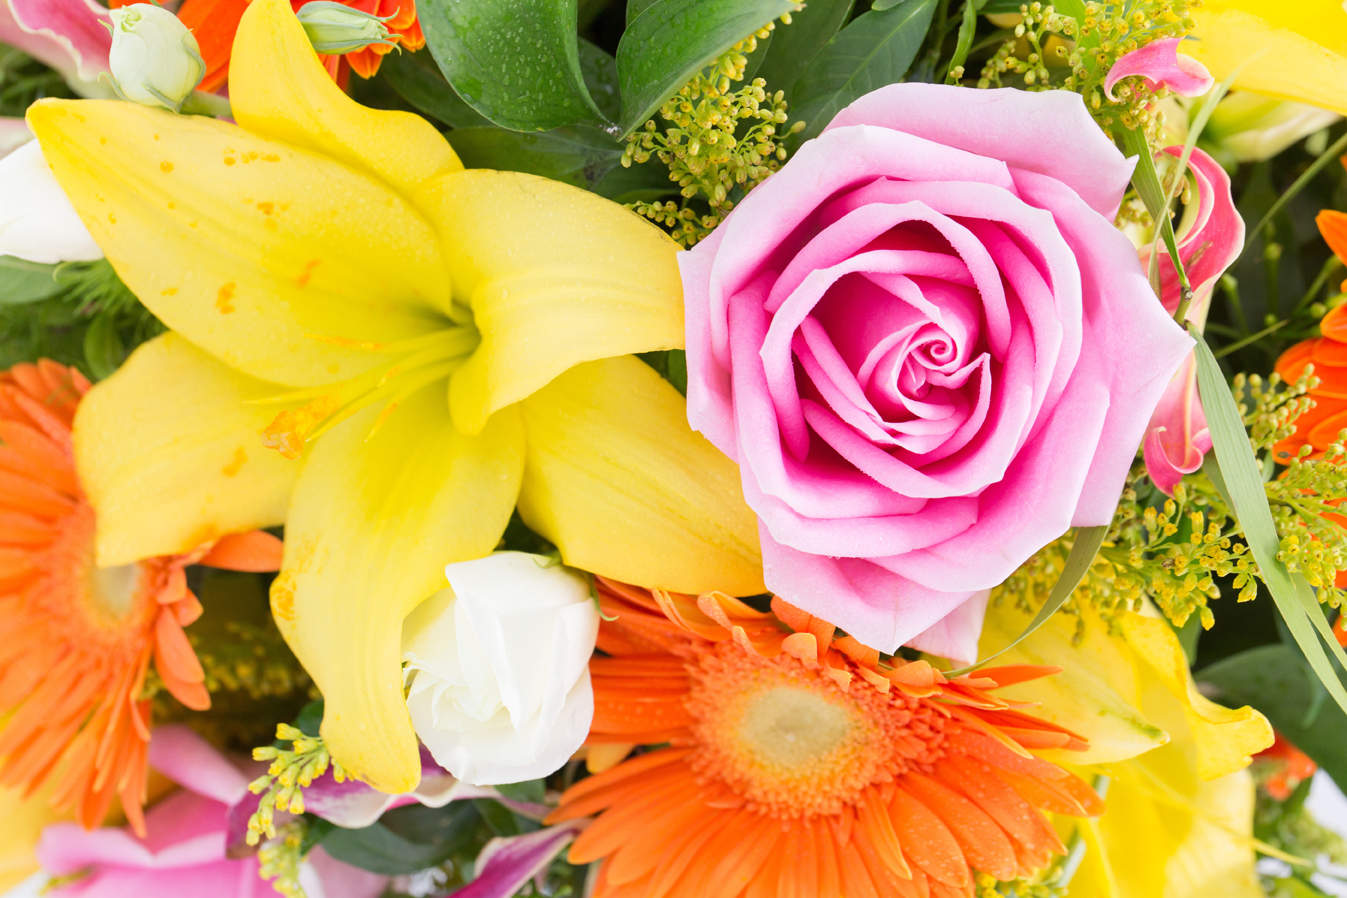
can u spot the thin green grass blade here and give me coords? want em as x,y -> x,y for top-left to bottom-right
945,525 -> 1107,676
1190,322 -> 1347,714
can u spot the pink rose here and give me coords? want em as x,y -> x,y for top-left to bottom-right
680,83 -> 1192,660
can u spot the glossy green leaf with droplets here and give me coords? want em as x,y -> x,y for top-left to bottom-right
615,0 -> 799,137
789,0 -> 937,143
754,0 -> 854,97
417,0 -> 610,132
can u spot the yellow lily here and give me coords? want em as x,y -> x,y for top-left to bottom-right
0,785 -> 66,892
979,599 -> 1273,897
1186,1 -> 1347,116
29,0 -> 764,793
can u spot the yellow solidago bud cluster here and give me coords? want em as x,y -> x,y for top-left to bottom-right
978,0 -> 1199,145
196,622 -> 315,701
258,819 -> 310,898
246,723 -> 348,845
974,870 -> 1066,897
624,18 -> 804,247
1269,440 -> 1347,605
994,365 -> 1347,637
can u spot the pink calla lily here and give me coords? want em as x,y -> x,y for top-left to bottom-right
1105,37 -> 1214,101
36,726 -> 387,898
448,822 -> 584,898
1141,147 -> 1244,494
0,0 -> 111,95
225,745 -> 552,857
1144,354 -> 1212,494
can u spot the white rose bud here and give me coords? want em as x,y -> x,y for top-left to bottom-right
295,1 -> 398,55
107,4 -> 205,113
402,552 -> 599,787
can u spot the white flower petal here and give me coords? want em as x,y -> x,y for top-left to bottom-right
0,139 -> 100,263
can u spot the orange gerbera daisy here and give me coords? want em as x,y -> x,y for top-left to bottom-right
155,0 -> 424,92
1275,210 -> 1347,461
548,580 -> 1105,898
0,360 -> 282,834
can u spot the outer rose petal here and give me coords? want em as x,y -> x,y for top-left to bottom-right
823,83 -> 1135,219
1104,37 -> 1215,101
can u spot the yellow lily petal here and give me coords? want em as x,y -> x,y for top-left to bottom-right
978,600 -> 1168,765
412,169 -> 684,436
73,333 -> 298,566
1118,612 -> 1272,781
271,386 -> 524,792
516,355 -> 764,596
1187,1 -> 1347,115
27,99 -> 451,388
0,785 -> 65,892
1070,765 -> 1262,898
229,0 -> 462,196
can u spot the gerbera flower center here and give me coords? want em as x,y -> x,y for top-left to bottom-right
686,643 -> 947,818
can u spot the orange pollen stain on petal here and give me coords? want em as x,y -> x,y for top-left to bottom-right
216,283 -> 236,314
0,361 -> 213,836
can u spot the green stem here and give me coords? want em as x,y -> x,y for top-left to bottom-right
1294,256 -> 1344,316
180,90 -> 232,118
1245,129 -> 1347,253
1213,319 -> 1287,359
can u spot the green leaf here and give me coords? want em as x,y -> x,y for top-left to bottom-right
318,803 -> 482,875
446,125 -> 623,189
592,157 -> 679,203
495,779 -> 546,804
579,39 -> 622,122
293,699 -> 325,738
82,310 -> 125,381
754,0 -> 855,96
417,0 -> 610,132
1118,126 -> 1185,283
380,49 -> 492,129
789,0 -> 937,143
980,0 -> 1027,10
320,821 -> 456,874
472,797 -> 523,837
0,256 -> 62,306
1190,324 -> 1347,716
946,525 -> 1106,676
616,0 -> 799,137
626,0 -> 658,25
1202,644 -> 1347,787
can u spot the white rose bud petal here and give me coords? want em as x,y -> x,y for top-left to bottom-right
107,4 -> 205,112
294,1 -> 398,55
401,552 -> 600,787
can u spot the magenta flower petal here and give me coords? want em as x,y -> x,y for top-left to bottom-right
1142,146 -> 1245,319
1104,37 -> 1214,101
448,823 -> 582,898
681,83 -> 1192,655
147,725 -> 250,808
1143,354 -> 1211,495
5,0 -> 111,86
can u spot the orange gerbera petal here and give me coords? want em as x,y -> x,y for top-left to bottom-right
0,360 -> 277,833
559,581 -> 1103,898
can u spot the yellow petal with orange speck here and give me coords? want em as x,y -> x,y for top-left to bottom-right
229,0 -> 461,198
274,384 -> 524,793
74,334 -> 298,567
26,99 -> 451,389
